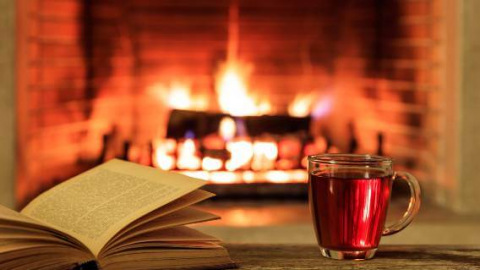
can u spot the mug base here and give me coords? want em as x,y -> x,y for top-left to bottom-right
320,247 -> 377,260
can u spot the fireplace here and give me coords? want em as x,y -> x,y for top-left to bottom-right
15,0 -> 447,207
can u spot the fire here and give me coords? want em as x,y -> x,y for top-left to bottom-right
219,117 -> 236,141
148,82 -> 207,111
153,152 -> 175,171
288,93 -> 316,117
216,63 -> 271,116
152,139 -> 176,171
252,140 -> 278,171
202,157 -> 223,171
167,83 -> 192,110
210,171 -> 240,184
177,139 -> 201,170
265,170 -> 291,183
225,138 -> 254,171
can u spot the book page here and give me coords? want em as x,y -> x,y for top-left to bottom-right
103,226 -> 220,256
0,204 -> 46,228
21,159 -> 206,256
105,207 -> 219,251
0,204 -> 86,250
109,189 -> 214,243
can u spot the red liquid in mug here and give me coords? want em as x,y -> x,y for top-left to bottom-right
309,170 -> 393,251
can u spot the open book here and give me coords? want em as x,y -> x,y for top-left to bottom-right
0,159 -> 236,269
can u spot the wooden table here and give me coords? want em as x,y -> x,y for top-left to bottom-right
226,244 -> 480,269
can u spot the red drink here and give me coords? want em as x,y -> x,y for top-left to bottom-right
309,170 -> 393,251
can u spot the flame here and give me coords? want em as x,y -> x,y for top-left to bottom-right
152,139 -> 176,170
202,157 -> 223,171
252,140 -> 278,171
287,93 -> 334,118
253,141 -> 278,160
148,82 -> 207,111
167,83 -> 192,110
177,139 -> 201,170
216,63 -> 271,116
219,117 -> 236,141
288,93 -> 316,117
225,138 -> 253,171
153,152 -> 176,171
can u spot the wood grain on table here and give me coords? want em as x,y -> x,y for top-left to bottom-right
226,244 -> 480,269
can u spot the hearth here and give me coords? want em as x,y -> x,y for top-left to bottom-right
15,0 -> 442,207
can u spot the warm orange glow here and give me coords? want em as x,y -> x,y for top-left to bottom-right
288,93 -> 316,117
154,138 -> 177,154
177,139 -> 201,170
242,171 -> 255,183
328,146 -> 341,154
176,169 -> 308,184
278,137 -> 302,159
167,83 -> 192,110
148,82 -> 207,111
252,140 -> 278,171
219,116 -> 236,141
202,157 -> 223,171
265,170 -> 290,183
202,134 -> 225,150
216,63 -> 271,116
265,170 -> 308,183
225,138 -> 254,171
291,170 -> 309,183
153,152 -> 176,171
152,139 -> 176,170
210,171 -> 240,184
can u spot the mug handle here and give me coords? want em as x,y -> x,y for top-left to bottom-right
382,171 -> 421,236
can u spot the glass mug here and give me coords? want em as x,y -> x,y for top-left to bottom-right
308,154 -> 421,260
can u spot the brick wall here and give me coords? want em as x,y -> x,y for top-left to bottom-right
17,0 -> 442,206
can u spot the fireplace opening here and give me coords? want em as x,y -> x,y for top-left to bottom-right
16,0 -> 441,207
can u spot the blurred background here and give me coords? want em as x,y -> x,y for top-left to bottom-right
1,0 -> 479,245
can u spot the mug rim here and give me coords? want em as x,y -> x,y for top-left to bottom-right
308,153 -> 393,166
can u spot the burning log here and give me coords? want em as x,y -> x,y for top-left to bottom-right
166,109 -> 311,139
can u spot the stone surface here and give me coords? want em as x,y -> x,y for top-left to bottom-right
226,244 -> 480,269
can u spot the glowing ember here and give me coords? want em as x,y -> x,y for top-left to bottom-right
242,171 -> 255,183
291,170 -> 308,183
152,139 -> 176,170
210,171 -> 240,184
219,116 -> 236,141
176,169 -> 308,184
225,138 -> 253,171
153,152 -> 176,171
202,157 -> 223,171
252,140 -> 278,171
177,139 -> 201,170
265,170 -> 291,183
202,134 -> 225,150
